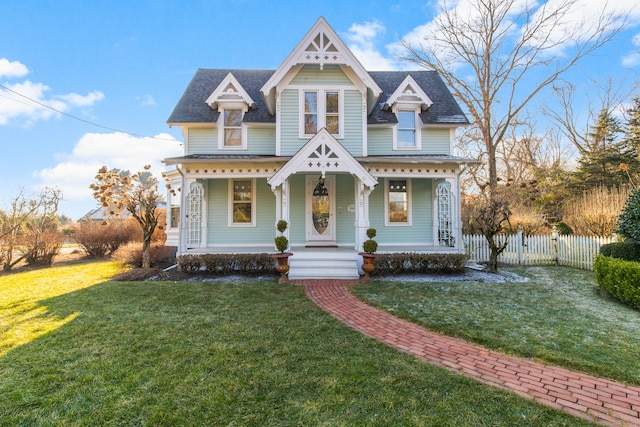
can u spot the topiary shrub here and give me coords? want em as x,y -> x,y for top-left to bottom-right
600,241 -> 640,261
362,228 -> 378,254
594,255 -> 640,309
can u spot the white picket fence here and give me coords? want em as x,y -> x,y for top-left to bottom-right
463,231 -> 617,270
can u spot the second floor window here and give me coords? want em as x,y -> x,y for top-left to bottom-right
301,89 -> 342,138
397,110 -> 417,148
223,109 -> 243,147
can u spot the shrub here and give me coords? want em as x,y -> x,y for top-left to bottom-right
362,228 -> 378,254
563,185 -> 631,237
201,253 -> 275,276
555,222 -> 573,235
23,229 -> 64,266
617,189 -> 640,242
73,220 -> 138,258
373,253 -> 468,275
112,242 -> 175,268
600,241 -> 640,261
594,255 -> 640,309
177,254 -> 202,274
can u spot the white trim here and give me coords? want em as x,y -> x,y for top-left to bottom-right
384,75 -> 433,111
206,72 -> 255,109
268,128 -> 377,190
298,88 -> 344,139
228,178 -> 256,227
305,175 -> 336,245
260,17 -> 382,115
384,178 -> 412,226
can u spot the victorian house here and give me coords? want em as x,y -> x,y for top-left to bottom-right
163,17 -> 471,279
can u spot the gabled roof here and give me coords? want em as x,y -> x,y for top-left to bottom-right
260,17 -> 382,115
167,69 -> 468,127
383,75 -> 433,111
268,128 -> 377,189
205,72 -> 256,109
167,69 -> 275,125
369,71 -> 468,126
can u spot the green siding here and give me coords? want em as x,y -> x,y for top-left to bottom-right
291,64 -> 352,85
422,128 -> 451,155
288,174 -> 306,245
187,128 -> 216,155
206,178 -> 275,246
335,174 -> 355,245
342,90 -> 363,156
369,178 -> 433,245
280,89 -> 299,156
365,127 -> 451,156
367,128 -> 392,155
247,127 -> 276,154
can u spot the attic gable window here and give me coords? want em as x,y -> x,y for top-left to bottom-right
206,72 -> 254,150
397,110 -> 417,148
300,89 -> 343,138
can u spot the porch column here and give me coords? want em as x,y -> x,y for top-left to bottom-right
449,176 -> 464,254
354,178 -> 372,251
273,178 -> 291,243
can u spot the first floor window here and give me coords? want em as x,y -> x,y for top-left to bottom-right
170,206 -> 180,229
223,108 -> 243,147
388,179 -> 409,224
231,179 -> 254,226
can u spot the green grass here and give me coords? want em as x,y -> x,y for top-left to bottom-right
0,262 -> 592,426
354,266 -> 640,387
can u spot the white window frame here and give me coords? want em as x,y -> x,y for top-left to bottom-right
299,88 -> 344,139
392,106 -> 422,150
217,104 -> 248,150
228,178 -> 256,227
168,185 -> 181,230
384,178 -> 412,226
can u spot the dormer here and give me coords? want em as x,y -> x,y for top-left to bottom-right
383,75 -> 434,151
206,73 -> 255,150
261,17 -> 382,116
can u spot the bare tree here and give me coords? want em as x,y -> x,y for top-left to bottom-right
402,0 -> 627,271
0,188 -> 63,271
90,166 -> 161,269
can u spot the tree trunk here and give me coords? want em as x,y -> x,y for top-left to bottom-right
141,238 -> 151,269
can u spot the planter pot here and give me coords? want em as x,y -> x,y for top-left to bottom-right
359,252 -> 376,283
271,253 -> 293,283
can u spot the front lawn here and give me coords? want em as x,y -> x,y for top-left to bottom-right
0,262 -> 591,426
354,266 -> 640,387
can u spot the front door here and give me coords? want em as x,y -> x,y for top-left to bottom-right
305,174 -> 336,246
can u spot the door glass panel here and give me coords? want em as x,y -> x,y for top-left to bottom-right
312,181 -> 329,235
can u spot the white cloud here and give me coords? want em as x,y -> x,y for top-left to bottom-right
57,91 -> 105,107
0,58 -> 28,78
0,58 -> 104,126
35,132 -> 183,210
622,32 -> 640,67
344,20 -> 403,71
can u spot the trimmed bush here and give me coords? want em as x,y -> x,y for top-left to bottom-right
600,241 -> 640,261
373,253 -> 468,275
177,254 -> 202,274
594,255 -> 640,309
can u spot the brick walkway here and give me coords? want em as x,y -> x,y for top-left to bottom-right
302,280 -> 640,427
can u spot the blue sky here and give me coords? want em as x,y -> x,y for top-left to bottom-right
1,0 -> 640,219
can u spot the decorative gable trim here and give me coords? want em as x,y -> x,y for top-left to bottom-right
384,75 -> 433,112
206,72 -> 256,110
268,128 -> 377,190
261,17 -> 382,115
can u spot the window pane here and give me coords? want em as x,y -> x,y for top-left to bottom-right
233,203 -> 252,223
304,114 -> 317,134
397,110 -> 415,128
233,180 -> 251,201
225,109 -> 243,126
224,129 -> 242,146
326,115 -> 339,134
304,92 -> 317,113
398,129 -> 416,147
389,180 -> 408,223
326,92 -> 339,113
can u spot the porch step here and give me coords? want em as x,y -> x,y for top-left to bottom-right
288,250 -> 360,280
